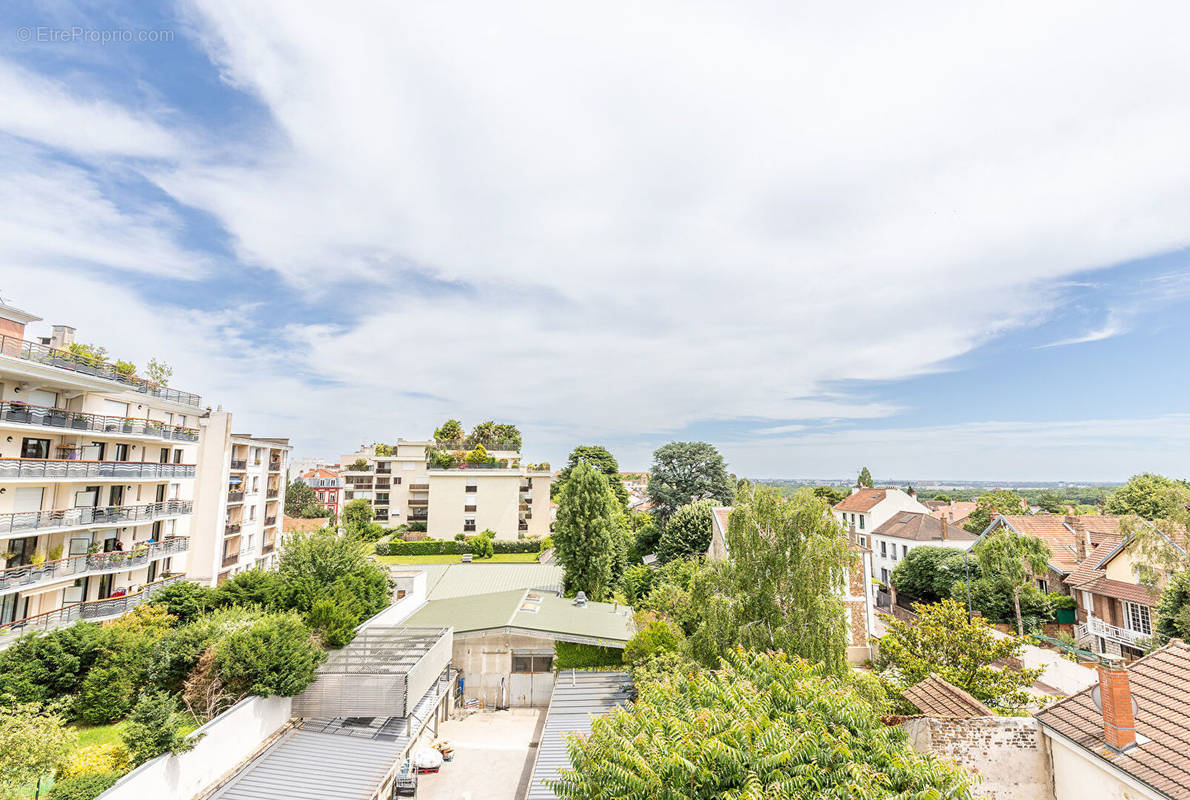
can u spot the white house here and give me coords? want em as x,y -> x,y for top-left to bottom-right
868,511 -> 977,585
832,487 -> 930,542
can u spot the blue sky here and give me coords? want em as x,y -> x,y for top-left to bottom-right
3,1 -> 1190,481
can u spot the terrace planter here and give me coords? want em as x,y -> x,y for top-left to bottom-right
4,407 -> 30,423
44,411 -> 68,427
70,416 -> 89,430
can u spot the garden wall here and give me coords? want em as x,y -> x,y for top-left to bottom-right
901,715 -> 1054,800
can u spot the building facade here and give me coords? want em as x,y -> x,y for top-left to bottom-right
190,411 -> 290,584
832,487 -> 931,543
295,468 -> 343,518
0,303 -> 200,639
339,440 -> 551,540
867,511 -> 977,586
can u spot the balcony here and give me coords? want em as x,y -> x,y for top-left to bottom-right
408,498 -> 429,507
0,336 -> 200,407
230,460 -> 247,470
0,402 -> 199,442
408,513 -> 428,522
266,489 -> 279,499
227,491 -> 245,503
0,499 -> 192,539
264,515 -> 277,526
433,439 -> 520,452
0,573 -> 186,646
464,505 -> 477,513
269,460 -> 282,472
225,523 -> 242,536
222,550 -> 241,568
0,538 -> 189,596
0,459 -> 195,482
262,540 -> 275,555
1080,615 -> 1151,648
409,483 -> 430,491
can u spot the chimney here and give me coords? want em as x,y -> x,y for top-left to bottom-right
1097,656 -> 1137,751
940,516 -> 948,541
948,510 -> 954,523
50,325 -> 75,350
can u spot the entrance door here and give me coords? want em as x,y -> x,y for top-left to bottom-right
20,438 -> 50,459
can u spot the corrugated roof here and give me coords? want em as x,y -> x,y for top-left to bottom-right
413,563 -> 564,600
526,671 -> 634,800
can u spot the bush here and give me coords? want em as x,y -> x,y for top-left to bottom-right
145,582 -> 218,625
472,534 -> 495,559
48,772 -> 122,800
75,665 -> 136,724
150,606 -> 265,695
215,569 -> 286,610
214,613 -> 325,699
553,642 -> 624,670
407,521 -> 427,533
1049,593 -> 1077,611
623,617 -> 684,666
60,743 -> 132,779
378,538 -> 544,556
656,499 -> 716,562
122,689 -> 197,765
0,623 -> 106,704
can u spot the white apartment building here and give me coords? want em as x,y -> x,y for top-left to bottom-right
339,439 -> 551,540
191,411 -> 290,584
832,487 -> 932,581
866,511 -> 977,586
0,303 -> 201,639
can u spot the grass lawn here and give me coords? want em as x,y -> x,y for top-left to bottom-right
375,552 -> 541,565
73,721 -> 127,749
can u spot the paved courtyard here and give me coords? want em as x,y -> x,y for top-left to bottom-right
417,709 -> 546,800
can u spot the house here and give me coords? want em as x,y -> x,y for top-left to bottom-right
832,487 -> 931,538
294,467 -> 342,518
930,501 -> 978,528
1036,640 -> 1190,800
707,505 -> 875,664
1065,527 -> 1188,660
869,511 -> 978,585
979,514 -> 1123,596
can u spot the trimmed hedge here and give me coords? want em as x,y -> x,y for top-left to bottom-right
376,538 -> 546,556
554,642 -> 624,670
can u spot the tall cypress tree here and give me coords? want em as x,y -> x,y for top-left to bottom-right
553,462 -> 619,601
856,466 -> 874,488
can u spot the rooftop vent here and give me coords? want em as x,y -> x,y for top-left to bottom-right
574,591 -> 587,607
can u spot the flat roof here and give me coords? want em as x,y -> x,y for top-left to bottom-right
526,671 -> 634,800
402,590 -> 634,644
413,563 -> 564,600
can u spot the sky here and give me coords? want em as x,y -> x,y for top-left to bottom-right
2,1 -> 1190,482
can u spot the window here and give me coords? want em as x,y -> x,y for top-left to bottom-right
512,654 -> 554,673
881,568 -> 889,584
1037,578 -> 1048,593
858,515 -> 865,530
1081,590 -> 1094,613
880,541 -> 887,558
113,443 -> 130,462
1123,602 -> 1152,636
20,438 -> 50,459
902,545 -> 908,558
464,517 -> 476,532
858,535 -> 866,546
173,448 -> 184,464
160,447 -> 170,463
108,485 -> 124,507
891,546 -> 898,561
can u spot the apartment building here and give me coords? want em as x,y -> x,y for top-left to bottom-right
0,303 -> 200,638
191,411 -> 290,584
339,439 -> 551,540
294,467 -> 343,518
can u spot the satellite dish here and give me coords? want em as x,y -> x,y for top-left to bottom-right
1090,685 -> 1140,717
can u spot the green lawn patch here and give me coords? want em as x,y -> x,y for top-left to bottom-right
375,552 -> 541,565
72,721 -> 127,749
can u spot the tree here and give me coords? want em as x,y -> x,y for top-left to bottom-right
214,613 -> 325,699
65,342 -> 108,364
646,442 -> 733,526
553,462 -> 621,600
856,466 -> 874,488
121,689 -> 197,764
341,498 -> 375,536
145,358 -> 172,386
278,528 -> 373,587
1156,570 -> 1190,643
974,529 -> 1051,635
146,581 -> 219,625
491,423 -> 523,451
471,532 -> 495,559
75,664 -> 136,724
284,480 -> 329,518
688,485 -> 854,674
963,489 -> 1025,534
890,545 -> 972,601
656,499 -> 716,562
1105,473 -> 1189,519
622,615 -> 684,666
433,419 -> 464,442
465,421 -> 498,448
876,598 -> 1042,712
465,444 -> 491,465
558,446 -> 628,507
0,702 -> 75,800
551,649 -> 973,800
933,492 -> 953,503
811,485 -> 849,504
1034,490 -> 1065,514
215,569 -> 286,610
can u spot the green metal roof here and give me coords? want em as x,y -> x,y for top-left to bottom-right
413,564 -> 564,600
402,588 -> 634,644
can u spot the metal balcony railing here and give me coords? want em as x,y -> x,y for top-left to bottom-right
0,401 -> 199,441
227,491 -> 245,503
0,336 -> 201,407
264,516 -> 277,526
0,573 -> 186,644
0,459 -> 196,481
1084,615 -> 1151,648
266,489 -> 279,499
268,461 -> 282,472
0,538 -> 189,595
222,551 -> 240,567
0,500 -> 192,537
230,460 -> 247,470
225,523 -> 242,536
432,439 -> 520,452
262,540 -> 275,554
409,483 -> 430,491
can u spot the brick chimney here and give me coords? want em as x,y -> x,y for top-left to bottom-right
1097,656 -> 1137,751
940,516 -> 948,540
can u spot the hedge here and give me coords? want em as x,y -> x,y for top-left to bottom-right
376,538 -> 546,556
554,642 -> 624,670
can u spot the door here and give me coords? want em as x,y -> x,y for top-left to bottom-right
108,486 -> 124,507
89,441 -> 106,461
159,448 -> 169,464
7,537 -> 38,568
510,653 -> 555,707
155,484 -> 166,503
27,389 -> 58,408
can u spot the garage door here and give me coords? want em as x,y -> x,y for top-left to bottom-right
511,652 -> 556,707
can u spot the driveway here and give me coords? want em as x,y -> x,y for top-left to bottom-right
416,709 -> 545,800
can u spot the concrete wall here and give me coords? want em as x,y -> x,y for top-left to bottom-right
902,716 -> 1054,800
98,695 -> 293,800
189,410 -> 232,584
454,630 -> 559,708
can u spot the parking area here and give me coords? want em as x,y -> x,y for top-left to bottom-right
416,709 -> 545,800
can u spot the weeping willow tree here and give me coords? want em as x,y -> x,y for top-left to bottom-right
687,484 -> 854,675
550,649 -> 973,800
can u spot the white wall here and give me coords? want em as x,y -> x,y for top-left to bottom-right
97,695 -> 293,800
360,570 -> 427,627
1048,731 -> 1164,800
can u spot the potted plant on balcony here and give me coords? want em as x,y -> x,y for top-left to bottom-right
4,401 -> 29,424
69,411 -> 90,430
44,406 -> 68,427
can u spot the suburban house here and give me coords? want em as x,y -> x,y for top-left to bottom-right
707,505 -> 875,663
1036,640 -> 1190,800
928,501 -> 978,528
979,514 -> 1123,596
832,487 -> 931,540
869,511 -> 978,585
1065,527 -> 1188,660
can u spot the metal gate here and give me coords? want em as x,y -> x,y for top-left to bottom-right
510,671 -> 556,707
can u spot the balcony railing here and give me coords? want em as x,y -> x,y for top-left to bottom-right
0,537 -> 189,595
269,461 -> 282,472
408,513 -> 428,522
0,402 -> 199,442
222,551 -> 240,567
225,523 -> 242,536
0,500 -> 192,538
432,439 -> 520,452
0,573 -> 185,645
409,483 -> 430,491
262,540 -> 275,555
227,491 -> 244,503
0,336 -> 200,407
230,460 -> 247,470
264,516 -> 277,527
408,498 -> 429,507
0,459 -> 195,481
266,489 -> 279,499
1083,615 -> 1151,648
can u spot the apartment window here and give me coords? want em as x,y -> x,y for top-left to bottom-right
464,517 -> 476,532
880,541 -> 887,558
512,654 -> 553,673
113,443 -> 130,462
902,545 -> 908,558
1123,602 -> 1152,636
881,568 -> 889,584
858,515 -> 865,530
108,486 -> 124,507
20,438 -> 50,459
891,547 -> 898,562
250,506 -> 257,520
173,448 -> 184,464
465,478 -> 478,493
160,447 -> 170,463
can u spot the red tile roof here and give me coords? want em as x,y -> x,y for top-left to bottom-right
1036,640 -> 1190,799
833,489 -> 886,512
301,468 -> 340,479
993,515 -> 1123,574
930,501 -> 977,525
902,673 -> 992,718
872,511 -> 978,542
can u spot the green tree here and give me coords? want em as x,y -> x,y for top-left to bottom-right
146,581 -> 219,625
553,462 -> 621,600
64,342 -> 108,364
656,499 -> 716,562
551,649 -> 972,800
491,423 -> 523,451
278,528 -> 373,587
622,616 -> 684,666
433,419 -> 464,442
341,498 -> 375,536
974,529 -> 1051,636
465,444 -> 491,465
933,492 -> 953,503
1104,473 -> 1185,519
121,689 -> 197,765
284,480 -> 329,518
963,489 -> 1025,534
646,442 -> 733,526
1034,490 -> 1066,514
75,664 -> 136,724
214,613 -> 325,700
145,357 -> 172,386
0,702 -> 75,800
856,466 -> 874,488
688,485 -> 854,674
811,485 -> 849,504
215,569 -> 286,610
0,624 -> 106,704
557,446 -> 628,507
890,545 -> 972,601
876,598 -> 1042,712
1156,570 -> 1190,642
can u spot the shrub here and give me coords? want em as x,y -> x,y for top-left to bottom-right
59,743 -> 131,780
454,532 -> 466,541
306,597 -> 361,648
215,569 -> 286,610
75,665 -> 135,725
656,499 -> 716,562
379,538 -> 544,556
472,533 -> 495,560
145,582 -> 218,625
214,613 -> 325,699
623,617 -> 684,666
48,772 -> 122,800
150,606 -> 265,695
122,690 -> 197,765
553,642 -> 624,670
1049,593 -> 1077,611
0,623 -> 106,704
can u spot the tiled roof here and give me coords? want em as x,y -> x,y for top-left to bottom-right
871,511 -> 978,542
902,673 -> 992,718
301,468 -> 339,478
1036,640 -> 1190,800
930,502 -> 978,525
833,489 -> 886,512
1064,536 -> 1124,588
282,515 -> 330,532
993,515 -> 1122,574
713,507 -> 731,536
